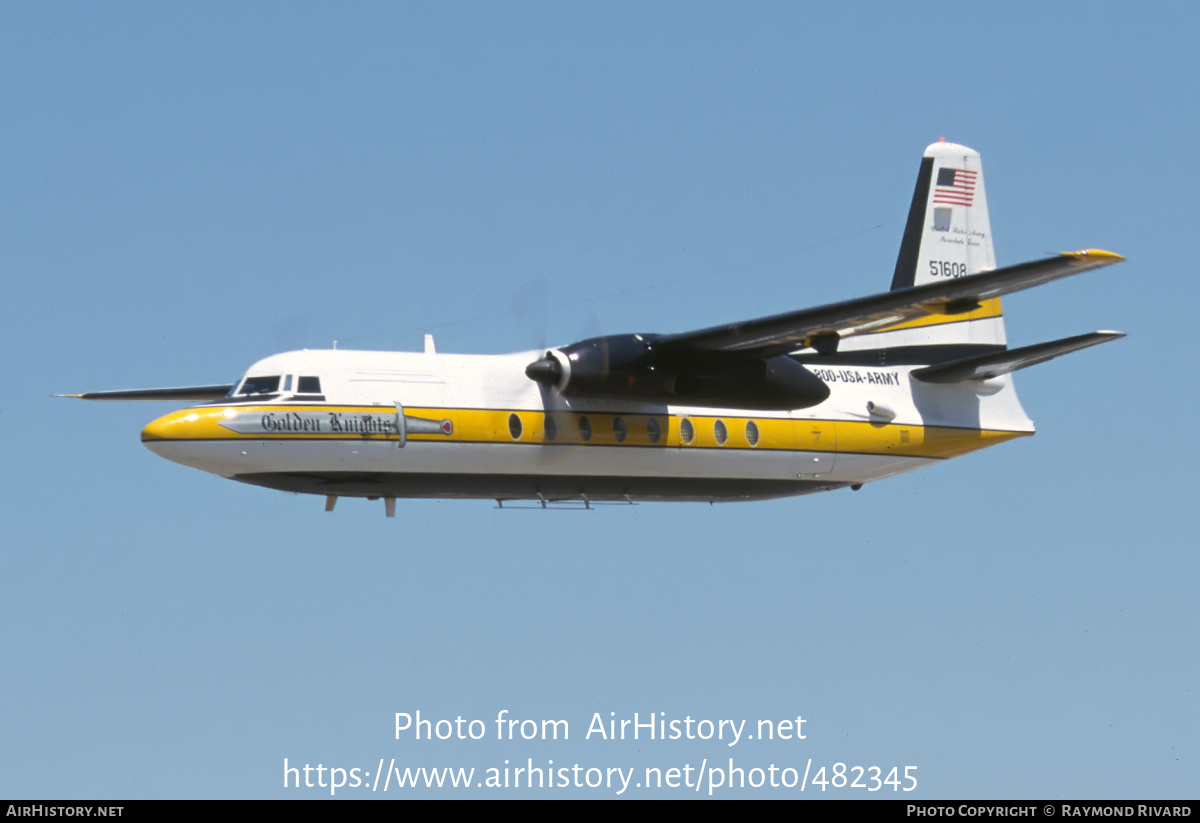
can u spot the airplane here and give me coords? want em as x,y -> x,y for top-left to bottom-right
65,141 -> 1124,514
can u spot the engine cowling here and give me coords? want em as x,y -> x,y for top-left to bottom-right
525,334 -> 829,410
525,334 -> 660,398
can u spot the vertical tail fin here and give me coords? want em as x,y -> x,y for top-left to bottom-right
883,140 -> 1006,347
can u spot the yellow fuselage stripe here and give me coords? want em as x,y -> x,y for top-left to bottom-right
144,405 -> 1030,461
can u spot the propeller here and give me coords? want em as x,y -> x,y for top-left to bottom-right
525,355 -> 563,386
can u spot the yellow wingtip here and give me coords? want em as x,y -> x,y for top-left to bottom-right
1062,249 -> 1125,262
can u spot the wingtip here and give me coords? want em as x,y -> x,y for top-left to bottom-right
1062,249 -> 1125,263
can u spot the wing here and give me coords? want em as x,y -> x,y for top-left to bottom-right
58,385 -> 234,401
655,250 -> 1124,358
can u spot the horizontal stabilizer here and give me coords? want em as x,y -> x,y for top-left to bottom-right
910,331 -> 1124,383
58,385 -> 234,401
656,250 -> 1124,358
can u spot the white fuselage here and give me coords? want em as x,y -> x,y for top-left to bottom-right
141,346 -> 1034,504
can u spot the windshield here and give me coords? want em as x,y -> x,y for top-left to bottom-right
234,375 -> 281,397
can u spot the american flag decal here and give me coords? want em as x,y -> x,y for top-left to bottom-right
933,167 -> 977,207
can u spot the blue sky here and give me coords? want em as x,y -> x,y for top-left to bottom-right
3,2 -> 1196,798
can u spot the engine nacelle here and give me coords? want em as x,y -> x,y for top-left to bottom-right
525,334 -> 829,410
669,356 -> 830,410
525,334 -> 661,398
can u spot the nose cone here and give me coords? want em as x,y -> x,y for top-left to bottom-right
141,405 -> 243,477
142,408 -> 203,445
140,407 -> 230,467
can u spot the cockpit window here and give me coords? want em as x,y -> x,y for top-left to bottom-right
235,376 -> 281,396
297,376 -> 322,394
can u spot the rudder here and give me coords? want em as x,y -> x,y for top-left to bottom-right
883,140 -> 1006,347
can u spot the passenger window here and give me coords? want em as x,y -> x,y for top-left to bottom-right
745,420 -> 760,447
680,418 -> 694,445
